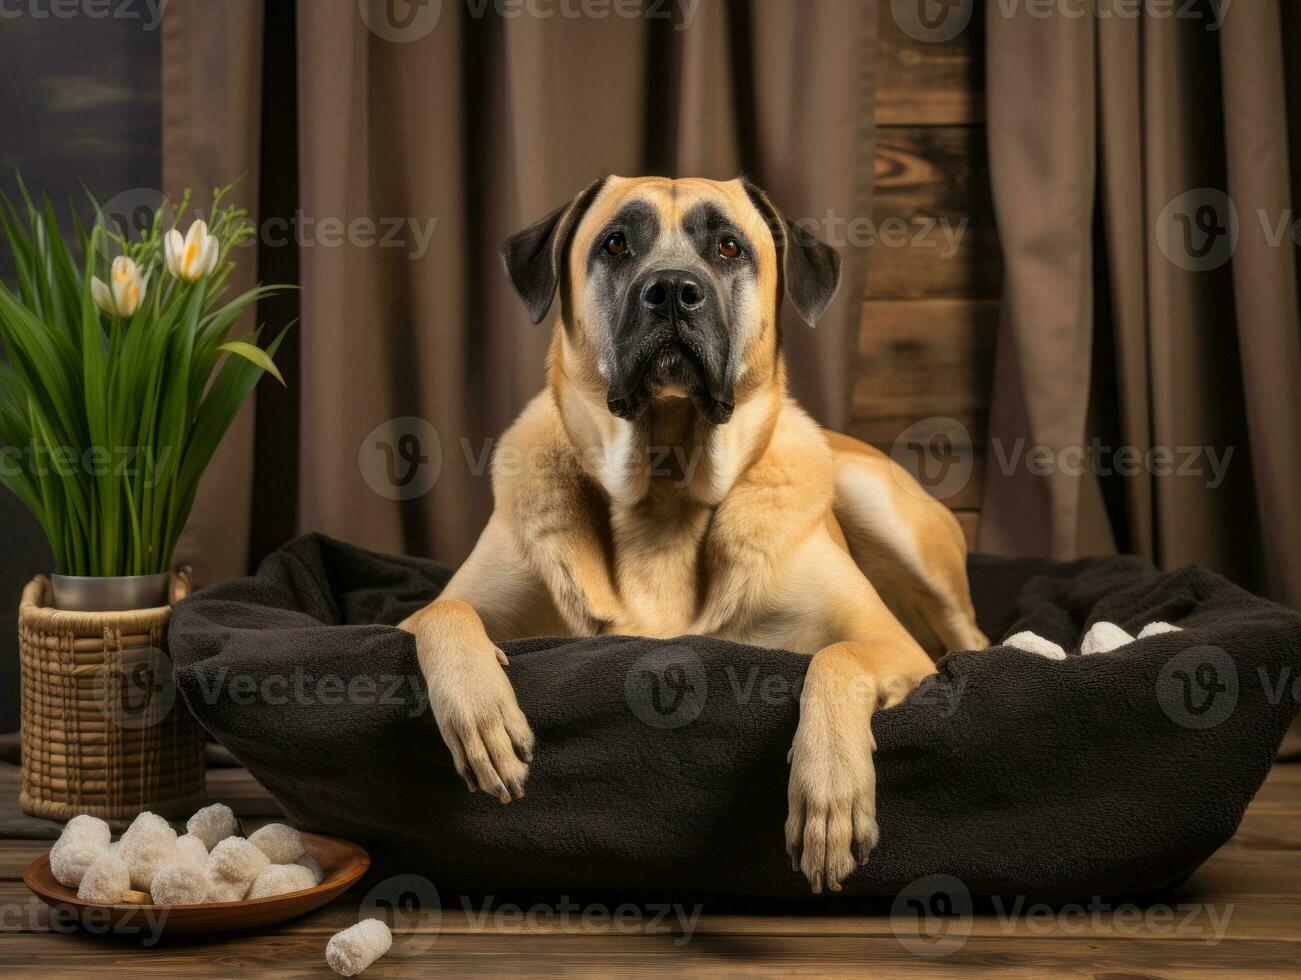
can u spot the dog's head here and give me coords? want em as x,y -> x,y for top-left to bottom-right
501,176 -> 841,425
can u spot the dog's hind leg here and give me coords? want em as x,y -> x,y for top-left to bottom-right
825,431 -> 988,658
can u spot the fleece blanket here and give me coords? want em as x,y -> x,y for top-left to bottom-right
168,533 -> 1301,902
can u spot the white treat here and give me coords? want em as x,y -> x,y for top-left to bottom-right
1003,630 -> 1068,660
51,840 -> 108,888
120,811 -> 170,847
55,814 -> 111,852
295,852 -> 324,885
248,823 -> 305,864
76,853 -> 129,904
247,863 -> 317,899
205,875 -> 250,903
187,803 -> 238,850
207,835 -> 270,880
1081,621 -> 1135,655
122,820 -> 179,891
50,813 -> 112,888
326,919 -> 393,976
150,863 -> 209,906
206,836 -> 269,895
1138,621 -> 1183,638
174,833 -> 209,868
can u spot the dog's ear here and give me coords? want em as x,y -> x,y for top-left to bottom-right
742,179 -> 842,327
501,177 -> 607,324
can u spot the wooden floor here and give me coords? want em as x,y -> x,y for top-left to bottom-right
1,756 -> 1299,977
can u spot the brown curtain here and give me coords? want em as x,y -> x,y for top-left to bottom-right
162,0 -> 265,583
163,0 -> 875,570
981,1 -> 1301,606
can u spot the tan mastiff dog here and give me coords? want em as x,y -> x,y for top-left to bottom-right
400,176 -> 988,893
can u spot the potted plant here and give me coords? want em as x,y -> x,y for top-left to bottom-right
0,182 -> 289,819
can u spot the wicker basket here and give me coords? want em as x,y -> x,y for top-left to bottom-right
18,571 -> 206,821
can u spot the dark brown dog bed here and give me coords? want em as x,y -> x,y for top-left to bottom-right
168,533 -> 1301,902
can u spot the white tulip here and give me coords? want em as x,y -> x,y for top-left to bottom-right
91,256 -> 146,317
164,219 -> 220,282
90,276 -> 113,316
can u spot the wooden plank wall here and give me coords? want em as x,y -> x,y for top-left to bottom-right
852,7 -> 1000,547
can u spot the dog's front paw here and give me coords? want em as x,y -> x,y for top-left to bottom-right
403,605 -> 534,804
434,661 -> 534,804
785,701 -> 878,894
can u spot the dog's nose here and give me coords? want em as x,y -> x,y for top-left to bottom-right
641,272 -> 707,315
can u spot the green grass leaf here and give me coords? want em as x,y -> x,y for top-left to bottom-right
0,178 -> 293,576
214,339 -> 286,386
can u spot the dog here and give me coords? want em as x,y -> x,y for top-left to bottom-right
399,176 -> 988,893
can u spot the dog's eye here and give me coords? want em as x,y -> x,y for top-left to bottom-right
718,236 -> 741,259
604,233 -> 627,256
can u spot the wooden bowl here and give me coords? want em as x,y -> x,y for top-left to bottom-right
23,832 -> 370,934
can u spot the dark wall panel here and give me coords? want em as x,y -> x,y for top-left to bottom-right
0,12 -> 161,731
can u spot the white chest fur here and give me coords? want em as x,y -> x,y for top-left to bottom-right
608,498 -> 711,636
